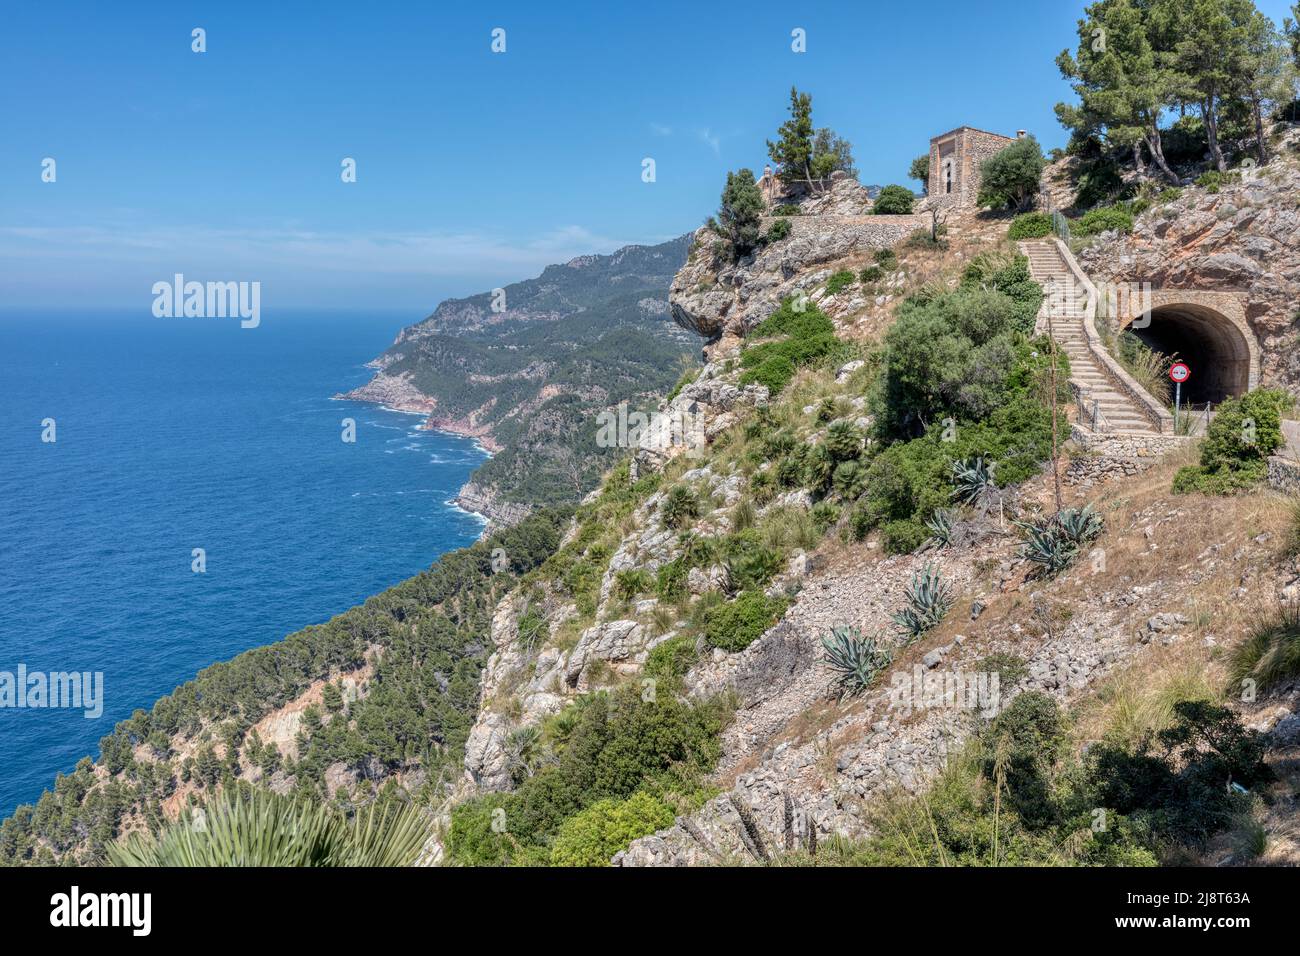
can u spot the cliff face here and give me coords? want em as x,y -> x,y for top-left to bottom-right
1076,128 -> 1300,389
339,236 -> 699,524
453,481 -> 534,532
670,174 -> 927,353
442,168 -> 1300,868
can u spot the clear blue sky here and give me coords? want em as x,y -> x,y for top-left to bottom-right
2,0 -> 1295,311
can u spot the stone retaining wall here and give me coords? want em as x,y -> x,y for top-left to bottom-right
771,213 -> 930,249
1064,455 -> 1156,488
1069,423 -> 1189,457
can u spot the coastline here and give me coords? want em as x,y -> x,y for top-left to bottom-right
334,378 -> 527,534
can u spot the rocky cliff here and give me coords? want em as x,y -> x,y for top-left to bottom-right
339,236 -> 699,524
1077,126 -> 1300,387
439,154 -> 1300,867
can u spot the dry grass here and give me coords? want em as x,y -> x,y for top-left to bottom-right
1071,650 -> 1220,750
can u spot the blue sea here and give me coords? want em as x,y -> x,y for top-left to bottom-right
0,309 -> 489,817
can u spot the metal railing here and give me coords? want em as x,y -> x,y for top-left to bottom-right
1076,388 -> 1110,433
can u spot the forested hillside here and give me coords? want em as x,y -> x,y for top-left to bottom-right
343,236 -> 698,515
0,513 -> 566,865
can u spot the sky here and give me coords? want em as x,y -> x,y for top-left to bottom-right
2,0 -> 1297,312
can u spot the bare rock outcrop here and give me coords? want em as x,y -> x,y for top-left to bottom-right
1078,148 -> 1300,387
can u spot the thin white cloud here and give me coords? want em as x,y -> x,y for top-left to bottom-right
697,128 -> 722,156
0,222 -> 634,278
650,123 -> 674,136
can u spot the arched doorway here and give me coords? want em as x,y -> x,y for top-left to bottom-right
1120,300 -> 1254,406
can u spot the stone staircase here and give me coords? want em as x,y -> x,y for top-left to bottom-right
1020,240 -> 1165,435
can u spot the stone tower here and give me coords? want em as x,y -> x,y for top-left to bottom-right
928,126 -> 1021,209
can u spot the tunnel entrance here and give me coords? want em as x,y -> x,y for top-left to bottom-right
1123,303 -> 1251,407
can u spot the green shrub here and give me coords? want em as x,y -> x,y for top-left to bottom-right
1083,700 -> 1271,847
447,687 -> 729,865
880,519 -> 928,555
765,218 -> 792,243
703,591 -> 787,652
982,691 -> 1066,829
772,203 -> 801,216
661,485 -> 700,529
655,559 -> 688,600
959,253 -> 1044,332
979,652 -> 1028,687
1007,212 -> 1052,240
762,429 -> 797,459
445,793 -> 517,866
722,529 -> 783,591
825,420 -> 863,461
859,265 -> 885,283
831,459 -> 868,499
614,568 -> 652,601
644,633 -> 699,684
801,443 -> 834,491
977,136 -> 1045,210
1172,389 -> 1288,495
1074,205 -> 1134,236
826,270 -> 857,296
875,248 -> 898,269
904,226 -> 949,251
810,501 -> 840,534
873,184 -> 916,215
738,299 -> 845,395
550,791 -> 676,867
1195,170 -> 1240,194
875,287 -> 1048,440
1073,158 -> 1127,210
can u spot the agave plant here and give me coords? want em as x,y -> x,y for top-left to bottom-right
924,508 -> 956,550
107,788 -> 434,867
821,625 -> 893,699
1055,506 -> 1104,547
1018,506 -> 1104,577
892,563 -> 954,640
951,456 -> 996,506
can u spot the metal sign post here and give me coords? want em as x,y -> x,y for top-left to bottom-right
1169,363 -> 1191,432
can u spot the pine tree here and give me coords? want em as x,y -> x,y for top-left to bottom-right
715,169 -> 765,259
1056,0 -> 1180,183
1236,9 -> 1297,163
1157,0 -> 1257,173
766,87 -> 816,191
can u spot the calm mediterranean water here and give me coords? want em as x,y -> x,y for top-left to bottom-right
0,309 -> 489,817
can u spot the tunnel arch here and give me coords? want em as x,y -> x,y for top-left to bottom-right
1118,293 -> 1258,407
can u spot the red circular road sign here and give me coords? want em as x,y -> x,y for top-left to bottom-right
1169,362 -> 1191,383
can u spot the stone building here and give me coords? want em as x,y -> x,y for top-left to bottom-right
928,126 -> 1024,209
